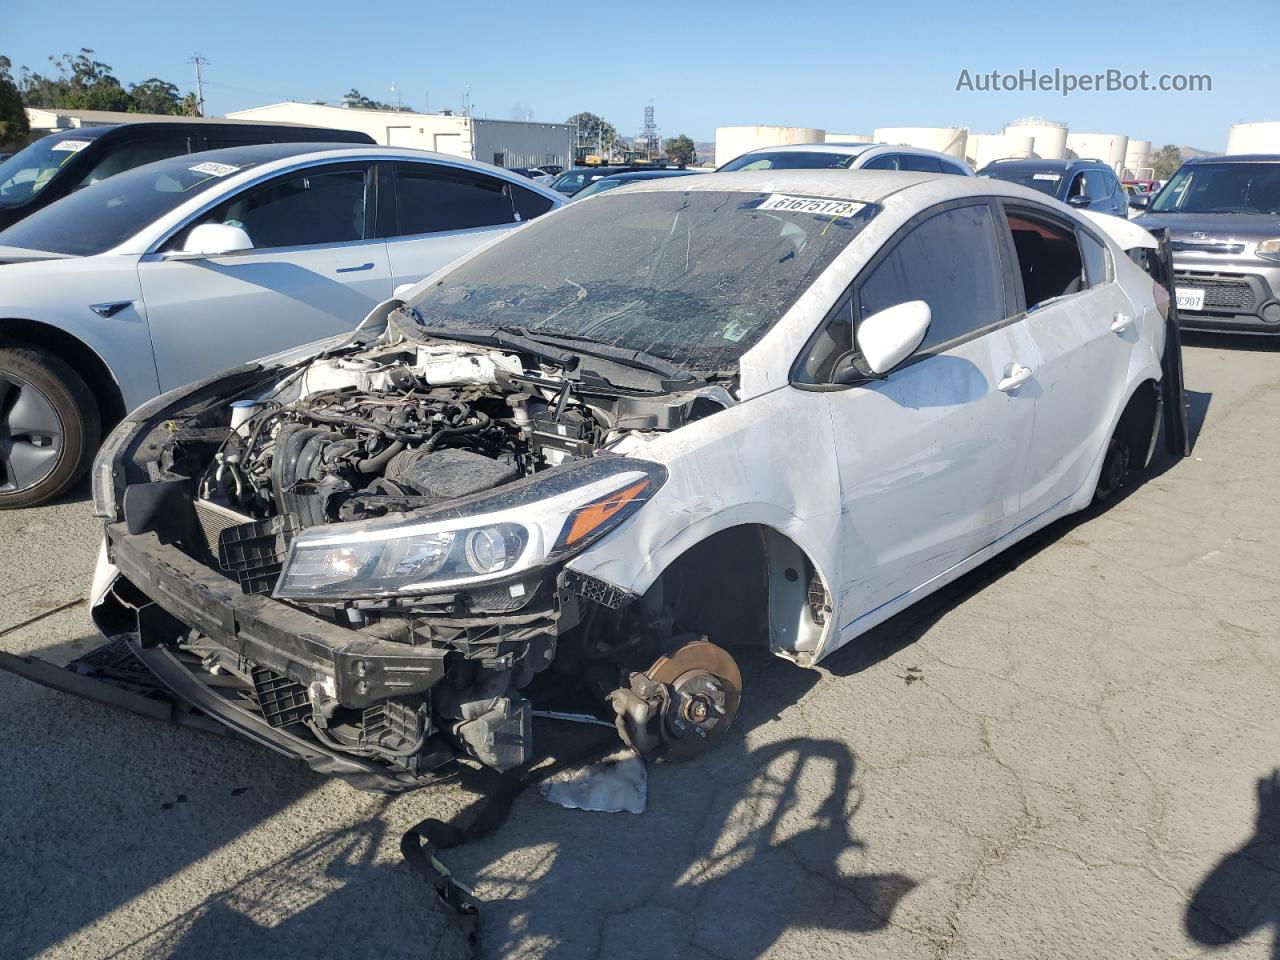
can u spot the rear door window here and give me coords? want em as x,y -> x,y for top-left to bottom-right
182,163 -> 372,249
393,162 -> 516,235
858,203 -> 1006,350
511,184 -> 555,221
861,153 -> 899,171
898,154 -> 943,173
77,138 -> 190,187
1002,208 -> 1087,308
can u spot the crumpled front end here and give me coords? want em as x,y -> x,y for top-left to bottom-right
86,327 -> 741,790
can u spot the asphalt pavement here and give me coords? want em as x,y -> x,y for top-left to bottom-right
1,334 -> 1277,960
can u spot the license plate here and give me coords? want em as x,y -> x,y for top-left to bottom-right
1176,287 -> 1205,312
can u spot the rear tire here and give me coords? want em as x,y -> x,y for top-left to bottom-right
1093,436 -> 1132,503
0,345 -> 100,509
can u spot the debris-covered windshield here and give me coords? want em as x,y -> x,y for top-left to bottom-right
402,190 -> 878,373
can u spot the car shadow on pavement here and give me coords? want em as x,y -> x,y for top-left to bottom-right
1186,769 -> 1280,960
440,651 -> 917,960
77,647 -> 916,960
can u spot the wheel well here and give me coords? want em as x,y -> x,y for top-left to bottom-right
0,319 -> 126,429
643,524 -> 831,661
1115,378 -> 1160,468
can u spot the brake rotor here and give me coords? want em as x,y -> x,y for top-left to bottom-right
643,639 -> 742,760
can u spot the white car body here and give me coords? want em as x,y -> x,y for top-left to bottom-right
84,170 -> 1169,786
550,172 -> 1164,664
0,145 -> 565,413
720,141 -> 975,177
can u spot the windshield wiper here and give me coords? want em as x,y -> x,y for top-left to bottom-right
402,312 -> 580,371
517,330 -> 697,384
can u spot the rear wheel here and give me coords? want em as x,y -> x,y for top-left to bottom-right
1093,436 -> 1131,503
0,345 -> 100,509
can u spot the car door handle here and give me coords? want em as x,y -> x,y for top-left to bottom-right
336,262 -> 375,273
1110,312 -> 1134,333
997,364 -> 1034,392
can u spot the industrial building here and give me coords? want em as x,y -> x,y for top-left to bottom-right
225,102 -> 574,171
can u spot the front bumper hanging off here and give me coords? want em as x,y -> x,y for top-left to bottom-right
90,525 -> 454,792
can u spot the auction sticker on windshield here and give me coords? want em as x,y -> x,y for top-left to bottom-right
758,194 -> 866,218
189,161 -> 240,178
51,140 -> 91,153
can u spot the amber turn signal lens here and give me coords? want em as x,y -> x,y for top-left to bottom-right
561,479 -> 651,548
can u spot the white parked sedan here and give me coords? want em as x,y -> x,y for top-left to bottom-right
80,169 -> 1182,790
0,143 -> 564,507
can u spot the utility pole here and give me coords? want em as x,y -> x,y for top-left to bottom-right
188,54 -> 208,115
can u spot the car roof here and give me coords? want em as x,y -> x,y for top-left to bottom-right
981,157 -> 1106,173
735,142 -> 878,157
599,169 -> 699,182
606,167 -> 1049,206
1183,153 -> 1280,164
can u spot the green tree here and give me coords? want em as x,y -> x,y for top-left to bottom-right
1151,144 -> 1183,179
663,133 -> 697,165
566,111 -> 617,153
0,56 -> 30,148
127,77 -> 182,114
178,91 -> 202,117
342,88 -> 412,112
20,49 -> 131,111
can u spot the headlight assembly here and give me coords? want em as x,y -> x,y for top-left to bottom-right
273,457 -> 666,600
1255,238 -> 1280,262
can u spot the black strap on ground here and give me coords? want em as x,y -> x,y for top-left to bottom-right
1152,226 -> 1191,457
399,723 -> 619,959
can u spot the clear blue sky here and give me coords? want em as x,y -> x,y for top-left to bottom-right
6,0 -> 1277,151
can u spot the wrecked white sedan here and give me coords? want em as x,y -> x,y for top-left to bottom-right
78,170 -> 1180,791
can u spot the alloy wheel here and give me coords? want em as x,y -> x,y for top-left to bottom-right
0,372 -> 64,494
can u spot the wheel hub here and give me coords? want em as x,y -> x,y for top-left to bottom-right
0,373 -> 63,495
610,639 -> 743,761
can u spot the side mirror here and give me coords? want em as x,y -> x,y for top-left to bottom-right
838,300 -> 931,380
1067,194 -> 1092,208
1128,194 -> 1151,210
170,222 -> 254,259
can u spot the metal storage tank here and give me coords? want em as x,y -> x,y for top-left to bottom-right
1227,122 -> 1280,154
1123,139 -> 1152,177
826,133 -> 872,143
967,133 -> 1035,169
714,125 -> 825,167
1002,118 -> 1068,159
1066,133 -> 1129,173
872,126 -> 968,160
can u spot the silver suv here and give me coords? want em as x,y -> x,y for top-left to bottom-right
1132,155 -> 1280,334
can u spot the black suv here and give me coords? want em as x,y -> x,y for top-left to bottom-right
978,157 -> 1128,217
0,121 -> 375,230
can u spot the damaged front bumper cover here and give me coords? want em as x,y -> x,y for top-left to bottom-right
95,525 -> 453,791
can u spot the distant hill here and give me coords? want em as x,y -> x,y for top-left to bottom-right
1179,145 -> 1215,158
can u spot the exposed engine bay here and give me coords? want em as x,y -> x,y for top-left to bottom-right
90,319 -> 746,791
